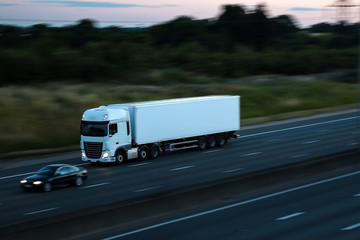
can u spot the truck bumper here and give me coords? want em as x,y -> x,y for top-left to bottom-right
81,151 -> 116,163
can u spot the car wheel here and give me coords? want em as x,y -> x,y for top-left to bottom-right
75,176 -> 84,186
43,182 -> 52,192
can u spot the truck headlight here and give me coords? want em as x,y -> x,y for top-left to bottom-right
82,152 -> 86,158
102,152 -> 110,158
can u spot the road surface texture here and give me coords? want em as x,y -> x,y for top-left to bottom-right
0,109 -> 359,239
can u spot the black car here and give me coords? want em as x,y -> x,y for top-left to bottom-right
20,164 -> 88,192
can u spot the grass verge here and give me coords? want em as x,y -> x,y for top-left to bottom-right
0,77 -> 358,157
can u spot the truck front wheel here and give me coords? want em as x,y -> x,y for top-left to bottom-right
115,151 -> 126,165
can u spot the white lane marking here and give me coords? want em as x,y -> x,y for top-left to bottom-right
302,140 -> 319,144
127,162 -> 151,168
82,182 -> 110,189
134,186 -> 161,193
240,116 -> 358,139
276,212 -> 305,221
0,172 -> 36,180
291,154 -> 308,158
318,129 -> 330,133
223,168 -> 244,173
170,166 -> 194,171
103,170 -> 360,240
354,194 -> 360,197
342,222 -> 360,231
204,150 -> 220,154
266,138 -> 279,142
347,142 -> 359,146
75,163 -> 89,167
242,152 -> 262,157
24,207 -> 58,216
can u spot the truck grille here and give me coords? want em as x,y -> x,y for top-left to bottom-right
84,142 -> 103,159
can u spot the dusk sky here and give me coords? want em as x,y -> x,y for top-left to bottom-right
0,0 -> 358,28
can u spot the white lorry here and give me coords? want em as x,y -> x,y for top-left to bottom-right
80,95 -> 240,164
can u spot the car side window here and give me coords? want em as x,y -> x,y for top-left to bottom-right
68,166 -> 77,173
58,167 -> 71,175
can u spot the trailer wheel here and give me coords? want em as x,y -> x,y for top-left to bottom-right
138,146 -> 149,160
149,145 -> 160,159
198,137 -> 207,150
216,134 -> 226,147
207,135 -> 216,148
115,151 -> 126,165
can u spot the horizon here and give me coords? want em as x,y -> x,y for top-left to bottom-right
0,0 -> 359,28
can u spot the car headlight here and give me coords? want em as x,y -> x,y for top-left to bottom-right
20,180 -> 27,184
33,181 -> 43,185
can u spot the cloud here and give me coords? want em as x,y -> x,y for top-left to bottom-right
35,1 -> 179,8
288,7 -> 324,12
0,3 -> 17,6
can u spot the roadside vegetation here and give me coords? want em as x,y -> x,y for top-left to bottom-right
0,4 -> 358,157
0,77 -> 357,157
0,4 -> 358,86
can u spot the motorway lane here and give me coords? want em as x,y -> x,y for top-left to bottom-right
0,110 -> 359,227
99,168 -> 360,240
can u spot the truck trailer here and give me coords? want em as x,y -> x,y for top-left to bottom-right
80,95 -> 240,164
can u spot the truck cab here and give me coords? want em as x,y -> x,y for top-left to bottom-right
80,106 -> 133,164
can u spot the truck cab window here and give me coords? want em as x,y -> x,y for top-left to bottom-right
126,122 -> 130,136
109,124 -> 118,135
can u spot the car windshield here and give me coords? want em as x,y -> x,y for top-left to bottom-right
81,121 -> 108,137
37,166 -> 58,176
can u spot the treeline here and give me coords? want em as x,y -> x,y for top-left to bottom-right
0,4 -> 358,85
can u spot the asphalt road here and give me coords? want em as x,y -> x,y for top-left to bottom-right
0,109 -> 359,228
99,167 -> 360,240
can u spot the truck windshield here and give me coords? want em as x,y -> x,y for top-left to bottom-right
80,121 -> 109,137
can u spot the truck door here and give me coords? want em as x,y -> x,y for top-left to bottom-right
109,122 -> 131,148
109,123 -> 120,149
